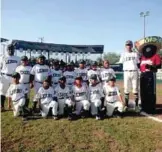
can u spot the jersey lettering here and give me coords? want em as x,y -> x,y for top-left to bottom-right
42,94 -> 53,99
37,69 -> 48,73
108,91 -> 117,96
75,92 -> 86,97
20,71 -> 30,75
5,60 -> 18,64
53,73 -> 61,77
124,57 -> 136,62
90,90 -> 100,95
11,89 -> 23,95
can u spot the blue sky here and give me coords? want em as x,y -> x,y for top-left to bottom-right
1,0 -> 162,54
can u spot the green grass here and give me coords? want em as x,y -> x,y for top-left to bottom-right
1,82 -> 162,152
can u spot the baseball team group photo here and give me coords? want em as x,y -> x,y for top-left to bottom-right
1,0 -> 162,152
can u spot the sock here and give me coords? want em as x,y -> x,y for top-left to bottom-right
1,95 -> 6,108
32,102 -> 37,112
97,107 -> 101,117
25,98 -> 29,108
134,93 -> 139,106
125,93 -> 129,107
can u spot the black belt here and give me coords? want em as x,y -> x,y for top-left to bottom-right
21,82 -> 30,84
35,81 -> 43,84
124,70 -> 137,72
1,73 -> 12,77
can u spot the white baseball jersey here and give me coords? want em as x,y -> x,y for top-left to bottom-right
103,85 -> 120,103
54,85 -> 70,100
87,69 -> 100,82
63,71 -> 76,86
74,68 -> 88,81
0,55 -> 20,74
100,68 -> 116,82
51,69 -> 62,85
89,84 -> 104,101
37,87 -> 55,104
30,64 -> 51,82
6,83 -> 28,101
15,65 -> 32,83
119,52 -> 140,70
72,85 -> 89,101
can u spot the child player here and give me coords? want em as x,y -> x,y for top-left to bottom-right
7,72 -> 29,120
54,76 -> 74,120
88,74 -> 104,120
37,78 -> 58,120
72,76 -> 90,118
103,76 -> 125,117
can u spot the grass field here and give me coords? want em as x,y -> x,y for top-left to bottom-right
1,82 -> 162,152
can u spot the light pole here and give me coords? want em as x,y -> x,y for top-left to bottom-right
140,11 -> 150,42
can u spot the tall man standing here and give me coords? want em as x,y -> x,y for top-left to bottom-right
119,40 -> 140,111
0,44 -> 20,111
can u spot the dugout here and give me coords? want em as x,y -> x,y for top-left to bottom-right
11,40 -> 104,63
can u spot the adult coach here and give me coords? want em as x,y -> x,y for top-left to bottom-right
0,44 -> 20,111
119,40 -> 140,111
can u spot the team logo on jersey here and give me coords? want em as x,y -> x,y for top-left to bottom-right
20,71 -> 30,75
66,75 -> 74,79
58,92 -> 68,99
11,89 -> 23,95
5,60 -> 18,64
42,94 -> 53,99
90,90 -> 100,95
102,73 -> 111,78
78,73 -> 86,77
124,57 -> 136,61
75,92 -> 86,97
37,69 -> 48,73
53,73 -> 61,77
108,91 -> 117,96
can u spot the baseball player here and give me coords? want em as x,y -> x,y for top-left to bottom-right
37,78 -> 58,120
87,61 -> 100,85
51,60 -> 63,89
54,76 -> 74,120
0,44 -> 20,111
63,63 -> 76,91
6,72 -> 29,120
119,40 -> 140,112
103,77 -> 124,117
100,60 -> 116,86
30,55 -> 51,112
72,76 -> 90,118
74,60 -> 88,85
15,56 -> 32,108
88,74 -> 104,120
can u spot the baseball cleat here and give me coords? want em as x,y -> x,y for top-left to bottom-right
96,116 -> 101,120
135,106 -> 141,113
53,116 -> 58,120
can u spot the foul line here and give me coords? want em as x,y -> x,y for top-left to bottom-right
140,111 -> 162,123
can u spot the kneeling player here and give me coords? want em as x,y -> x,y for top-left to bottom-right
72,76 -> 90,118
37,78 -> 58,120
103,77 -> 124,117
55,76 -> 74,120
89,74 -> 104,120
7,72 -> 29,120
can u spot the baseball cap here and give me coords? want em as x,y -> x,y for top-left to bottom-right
12,72 -> 20,79
79,60 -> 85,64
75,76 -> 82,81
7,44 -> 14,51
91,61 -> 98,66
108,76 -> 116,82
38,55 -> 46,60
90,74 -> 97,80
59,76 -> 66,82
21,56 -> 28,61
125,40 -> 133,46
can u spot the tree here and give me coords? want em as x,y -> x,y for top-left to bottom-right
102,52 -> 120,64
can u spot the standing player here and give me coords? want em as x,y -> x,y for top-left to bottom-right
0,44 -> 20,111
63,63 -> 76,91
103,77 -> 124,117
51,60 -> 62,89
89,74 -> 104,120
54,76 -> 74,120
15,56 -> 32,108
37,78 -> 58,119
30,55 -> 51,112
100,60 -> 116,86
87,61 -> 100,85
7,72 -> 28,120
72,76 -> 90,118
119,40 -> 140,111
74,60 -> 88,85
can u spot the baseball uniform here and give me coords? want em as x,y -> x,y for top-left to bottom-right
0,54 -> 20,96
55,84 -> 74,115
37,86 -> 58,118
87,69 -> 100,85
51,69 -> 63,88
89,83 -> 104,116
6,83 -> 28,117
100,68 -> 116,85
103,85 -> 124,117
74,68 -> 88,83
